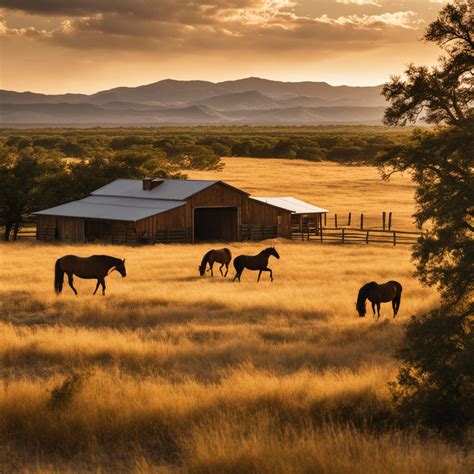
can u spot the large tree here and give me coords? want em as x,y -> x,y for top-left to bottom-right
379,0 -> 473,436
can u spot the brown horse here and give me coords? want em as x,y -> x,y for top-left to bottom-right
233,247 -> 280,282
356,281 -> 402,319
199,248 -> 232,277
54,255 -> 126,295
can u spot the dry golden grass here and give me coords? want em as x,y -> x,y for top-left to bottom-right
190,158 -> 417,229
0,159 -> 470,472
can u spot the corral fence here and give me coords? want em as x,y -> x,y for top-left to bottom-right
291,210 -> 422,246
291,227 -> 421,246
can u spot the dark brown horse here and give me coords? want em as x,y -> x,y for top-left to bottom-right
356,281 -> 402,319
233,247 -> 280,282
54,255 -> 127,295
199,248 -> 232,277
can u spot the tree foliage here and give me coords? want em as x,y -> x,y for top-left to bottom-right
383,0 -> 473,126
379,0 -> 473,437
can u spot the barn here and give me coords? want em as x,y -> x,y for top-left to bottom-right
34,178 -> 327,244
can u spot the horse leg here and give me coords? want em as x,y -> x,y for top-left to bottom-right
210,263 -> 214,277
219,264 -> 224,276
224,264 -> 229,277
100,277 -> 106,296
268,268 -> 273,282
67,273 -> 78,295
377,303 -> 381,320
257,270 -> 262,282
371,302 -> 376,317
233,270 -> 240,282
93,279 -> 101,295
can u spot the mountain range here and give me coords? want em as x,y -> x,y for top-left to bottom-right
0,77 -> 386,126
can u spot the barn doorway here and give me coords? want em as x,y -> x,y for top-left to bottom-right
194,207 -> 238,242
85,219 -> 112,242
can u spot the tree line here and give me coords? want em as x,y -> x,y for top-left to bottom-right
1,126 -> 408,164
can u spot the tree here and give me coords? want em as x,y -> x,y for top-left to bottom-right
383,0 -> 472,127
379,0 -> 473,436
0,147 -> 65,240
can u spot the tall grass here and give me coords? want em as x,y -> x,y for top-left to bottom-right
0,160 -> 469,472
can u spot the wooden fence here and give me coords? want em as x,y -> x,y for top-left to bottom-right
291,226 -> 421,246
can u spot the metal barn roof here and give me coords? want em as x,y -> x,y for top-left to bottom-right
33,196 -> 185,222
250,196 -> 328,215
92,179 -> 219,200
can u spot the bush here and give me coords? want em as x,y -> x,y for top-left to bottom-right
392,304 -> 473,437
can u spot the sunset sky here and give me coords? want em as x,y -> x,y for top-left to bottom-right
0,0 -> 445,94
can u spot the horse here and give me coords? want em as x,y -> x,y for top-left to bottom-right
198,248 -> 232,277
356,281 -> 402,319
233,247 -> 280,282
54,255 -> 127,295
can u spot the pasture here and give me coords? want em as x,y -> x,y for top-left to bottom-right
0,159 -> 471,472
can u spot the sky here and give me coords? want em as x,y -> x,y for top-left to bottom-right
0,0 -> 446,94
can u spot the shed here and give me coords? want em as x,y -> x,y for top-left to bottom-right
251,197 -> 328,238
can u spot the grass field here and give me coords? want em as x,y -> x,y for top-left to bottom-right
1,159 -> 471,472
190,157 -> 417,230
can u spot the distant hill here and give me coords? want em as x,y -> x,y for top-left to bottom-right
0,77 -> 386,126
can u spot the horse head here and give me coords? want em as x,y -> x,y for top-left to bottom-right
355,301 -> 366,317
116,258 -> 127,277
198,264 -> 206,276
269,247 -> 280,259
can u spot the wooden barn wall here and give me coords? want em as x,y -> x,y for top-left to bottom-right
243,199 -> 292,238
57,217 -> 85,242
36,215 -> 57,241
135,205 -> 187,241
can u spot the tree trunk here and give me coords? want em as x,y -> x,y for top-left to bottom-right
13,222 -> 20,241
4,223 -> 12,241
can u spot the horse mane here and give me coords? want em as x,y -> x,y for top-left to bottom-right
259,247 -> 273,256
356,281 -> 377,312
200,250 -> 213,269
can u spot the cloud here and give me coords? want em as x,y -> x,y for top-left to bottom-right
0,0 -> 424,55
336,0 -> 381,6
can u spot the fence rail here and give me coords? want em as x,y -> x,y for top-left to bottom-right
291,227 -> 421,246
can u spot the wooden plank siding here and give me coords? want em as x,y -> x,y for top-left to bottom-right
36,215 -> 57,241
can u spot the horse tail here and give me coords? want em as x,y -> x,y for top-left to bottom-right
223,248 -> 232,262
54,258 -> 64,294
391,281 -> 402,311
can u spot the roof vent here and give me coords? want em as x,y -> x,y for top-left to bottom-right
143,178 -> 164,190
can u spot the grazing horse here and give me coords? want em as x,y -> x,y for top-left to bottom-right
356,281 -> 402,319
199,248 -> 232,277
54,255 -> 126,295
233,247 -> 280,282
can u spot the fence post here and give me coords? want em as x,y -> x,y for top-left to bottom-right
382,211 -> 386,231
342,228 -> 345,244
324,213 -> 327,227
335,214 -> 338,229
393,231 -> 396,246
347,212 -> 351,226
366,230 -> 369,244
360,213 -> 364,230
320,226 -> 323,242
388,212 -> 392,231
